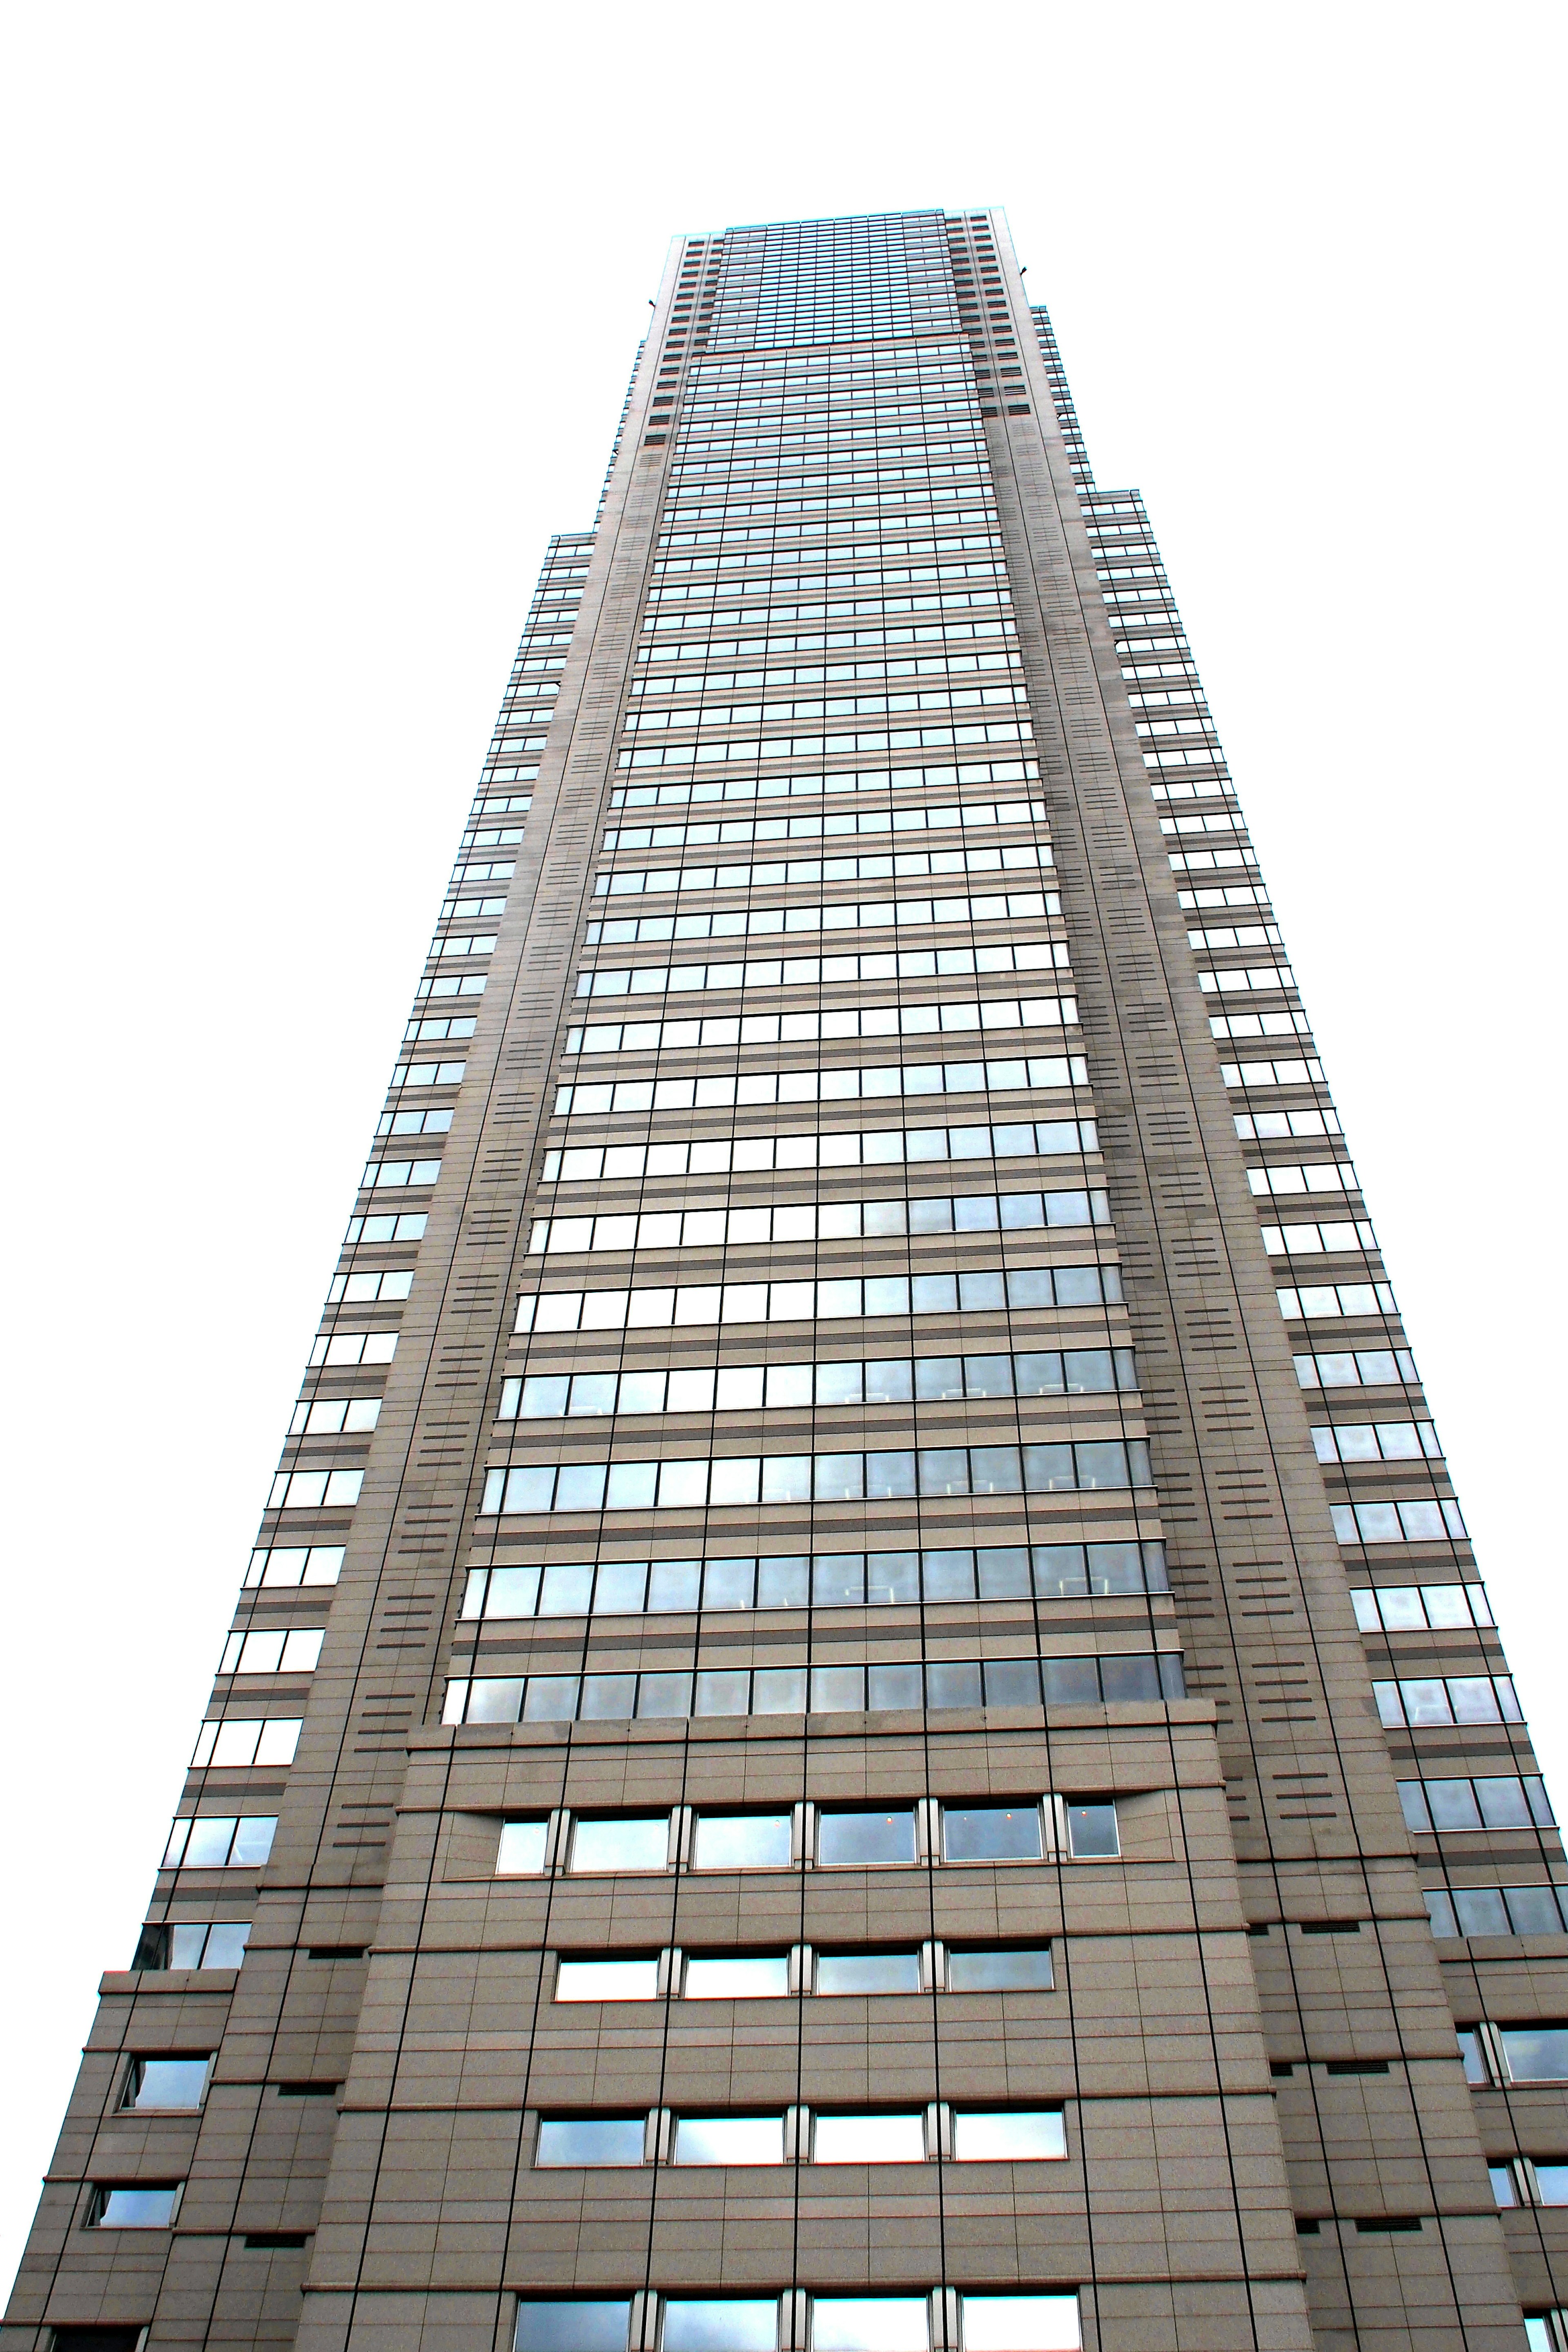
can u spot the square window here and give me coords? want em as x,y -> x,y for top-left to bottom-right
1065,1803 -> 1120,1859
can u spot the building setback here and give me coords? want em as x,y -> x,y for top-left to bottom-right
7,208 -> 1565,2352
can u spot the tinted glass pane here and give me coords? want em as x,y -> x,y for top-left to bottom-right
943,1806 -> 1042,1862
953,2110 -> 1066,2160
816,1951 -> 921,1995
811,2303 -> 929,2352
947,1947 -> 1054,1991
516,2303 -> 630,2352
684,1956 -> 790,1999
693,1815 -> 792,1870
570,1818 -> 668,1873
498,1820 -> 549,1875
96,2188 -> 178,2227
673,2115 -> 784,2165
129,2059 -> 207,2109
663,2305 -> 777,2352
555,1959 -> 659,2003
1500,2028 -> 1568,2081
1066,1804 -> 1120,1859
536,2118 -> 644,2167
819,1811 -> 916,1866
813,2112 -> 925,2163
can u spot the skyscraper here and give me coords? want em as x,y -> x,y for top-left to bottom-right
7,205 -> 1564,2352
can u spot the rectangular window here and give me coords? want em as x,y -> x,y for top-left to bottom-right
663,2305 -> 777,2352
813,2111 -> 925,2163
1500,2028 -> 1568,2083
816,1949 -> 921,1995
555,1958 -> 659,2003
952,2109 -> 1066,2159
570,1817 -> 669,1874
691,1814 -> 792,1870
515,2305 -> 631,2352
960,2298 -> 1079,2352
536,2116 -> 646,2167
673,2114 -> 785,2165
946,1945 -> 1054,1991
812,2304 -> 928,2352
818,1809 -> 916,1866
942,1804 -> 1043,1862
684,1954 -> 790,1999
122,2057 -> 209,2111
1065,1803 -> 1120,1859
90,2185 -> 182,2228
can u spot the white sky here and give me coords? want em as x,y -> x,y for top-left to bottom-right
2,0 -> 1563,2292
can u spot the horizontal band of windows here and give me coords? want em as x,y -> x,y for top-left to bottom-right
644,566 -> 1012,609
452,1652 -> 1176,1730
539,1196 -> 1102,1256
641,607 -> 1013,652
1313,1420 -> 1438,1466
413,973 -> 486,999
1430,1886 -> 1568,1939
163,1815 -> 277,1869
517,1258 -> 1120,1336
375,1105 -> 450,1137
1354,1583 -> 1491,1634
515,2295 -> 1079,2352
620,729 -> 1034,776
445,894 -> 506,920
1197,964 -> 1294,995
326,1267 -> 413,1305
1213,1011 -> 1311,1043
192,1716 -> 301,1770
611,763 -> 1022,813
501,1348 -> 1137,1423
309,1330 -> 397,1365
557,1058 -> 1086,1110
1278,1281 -> 1397,1321
404,1012 -> 477,1042
623,689 -> 1022,739
480,1438 -> 1154,1519
576,935 -> 1069,997
218,1626 -> 323,1675
1372,1675 -> 1521,1729
536,2104 -> 1065,2168
134,1919 -> 252,1972
586,897 -> 1061,952
551,1111 -> 1092,1173
1399,1773 -> 1551,1833
288,1395 -> 380,1436
604,799 -> 1043,848
464,1540 -> 1168,1625
391,1055 -> 467,1087
1177,882 -> 1269,912
245,1544 -> 343,1588
598,847 -> 1051,901
267,1468 -> 363,1513
1234,1105 -> 1339,1138
554,1942 -> 1054,2001
1334,1498 -> 1466,1545
360,1156 -> 441,1189
1262,1221 -> 1376,1257
566,1014 -> 1078,1068
1247,1160 -> 1355,1198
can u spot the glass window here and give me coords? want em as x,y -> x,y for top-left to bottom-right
673,2114 -> 784,2165
1065,1804 -> 1120,1860
947,1947 -> 1054,1992
555,1958 -> 659,2003
93,2186 -> 180,2228
943,1805 -> 1042,1862
813,2112 -> 925,2163
663,2304 -> 777,2352
516,2303 -> 631,2352
1501,2028 -> 1568,2083
815,1949 -> 921,1995
819,1809 -> 916,1866
570,1817 -> 669,1874
536,2116 -> 645,2167
812,2303 -> 929,2352
1457,2029 -> 1490,2084
684,1955 -> 790,1999
1489,2163 -> 1518,2206
953,2110 -> 1066,2160
959,2296 -> 1079,2352
201,1922 -> 252,1969
692,1814 -> 792,1870
498,1820 -> 550,1876
1535,2165 -> 1568,2205
124,2058 -> 208,2110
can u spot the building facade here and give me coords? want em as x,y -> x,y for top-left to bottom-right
7,208 -> 1565,2352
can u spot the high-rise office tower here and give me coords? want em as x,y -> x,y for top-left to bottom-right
8,208 -> 1564,2352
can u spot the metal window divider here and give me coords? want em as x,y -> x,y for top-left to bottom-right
929,2286 -> 960,2352
919,1939 -> 947,1992
1046,1794 -> 1069,1860
629,2291 -> 660,2352
670,1805 -> 695,1867
924,2100 -> 951,2159
644,2109 -> 672,2164
543,1809 -> 570,1872
783,2103 -> 807,2162
657,1947 -> 680,1998
788,1942 -> 811,1995
780,2290 -> 809,2352
1479,2021 -> 1508,2085
792,1800 -> 816,1863
915,1796 -> 939,1861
